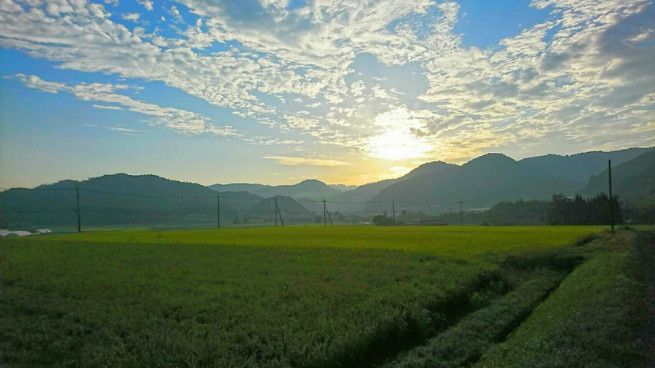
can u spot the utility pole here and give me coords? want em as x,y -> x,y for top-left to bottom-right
458,201 -> 463,226
76,183 -> 81,233
278,200 -> 285,227
274,196 -> 278,227
322,200 -> 327,227
326,203 -> 333,227
217,194 -> 220,229
392,200 -> 396,225
274,196 -> 284,227
608,160 -> 614,232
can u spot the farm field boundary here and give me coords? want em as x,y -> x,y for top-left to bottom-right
380,230 -> 652,368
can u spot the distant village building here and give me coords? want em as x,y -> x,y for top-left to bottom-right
0,229 -> 51,237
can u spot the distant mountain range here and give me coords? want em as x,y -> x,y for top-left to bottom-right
580,150 -> 655,204
0,174 -> 308,227
209,179 -> 340,201
207,147 -> 652,212
365,153 -> 579,212
518,147 -> 651,186
2,147 -> 653,228
364,149 -> 653,212
329,184 -> 358,192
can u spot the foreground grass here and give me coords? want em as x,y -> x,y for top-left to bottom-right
1,239 -> 496,367
474,232 -> 649,368
40,226 -> 606,258
385,268 -> 569,368
0,226 -> 616,367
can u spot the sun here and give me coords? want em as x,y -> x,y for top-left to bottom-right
366,108 -> 434,160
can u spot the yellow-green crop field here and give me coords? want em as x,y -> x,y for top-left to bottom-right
43,225 -> 606,257
1,225 -> 648,367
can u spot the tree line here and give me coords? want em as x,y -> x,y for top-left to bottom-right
373,192 -> 647,226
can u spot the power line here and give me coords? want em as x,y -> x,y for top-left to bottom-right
0,209 -> 76,214
79,188 -> 217,198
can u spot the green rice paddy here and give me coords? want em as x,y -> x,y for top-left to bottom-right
1,225 -> 649,367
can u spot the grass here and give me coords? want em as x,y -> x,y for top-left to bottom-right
474,232 -> 649,368
1,235 -> 495,367
385,268 -> 568,368
39,225 -> 606,258
0,225 -> 639,367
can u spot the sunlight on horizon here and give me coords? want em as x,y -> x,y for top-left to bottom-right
366,107 -> 435,161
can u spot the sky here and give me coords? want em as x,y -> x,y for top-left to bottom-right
0,0 -> 654,188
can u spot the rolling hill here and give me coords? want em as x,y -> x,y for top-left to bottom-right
580,150 -> 655,204
365,154 -> 579,213
0,174 -> 260,227
329,161 -> 459,212
3,147 -> 652,227
249,196 -> 310,215
519,147 -> 652,186
209,179 -> 340,200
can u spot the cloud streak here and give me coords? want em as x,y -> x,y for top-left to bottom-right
13,74 -> 237,136
264,156 -> 351,167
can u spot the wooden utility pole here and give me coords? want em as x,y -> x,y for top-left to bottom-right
274,196 -> 278,227
322,200 -> 327,227
278,200 -> 285,227
608,160 -> 614,232
274,196 -> 284,227
76,184 -> 81,233
392,200 -> 396,225
458,201 -> 463,226
217,194 -> 220,229
326,204 -> 333,227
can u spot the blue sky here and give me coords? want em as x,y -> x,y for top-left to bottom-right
1,0 -> 654,188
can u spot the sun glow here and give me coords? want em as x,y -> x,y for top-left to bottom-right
366,107 -> 434,160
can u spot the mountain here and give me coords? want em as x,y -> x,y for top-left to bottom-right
208,183 -> 272,194
329,161 -> 459,212
269,179 -> 340,200
330,178 -> 399,206
329,184 -> 358,192
580,150 -> 655,204
217,191 -> 264,212
1,174 -> 259,227
249,196 -> 310,215
296,198 -> 323,214
403,161 -> 457,179
365,153 -> 578,213
519,147 -> 652,186
4,147 -> 651,227
207,148 -> 652,210
209,179 -> 340,200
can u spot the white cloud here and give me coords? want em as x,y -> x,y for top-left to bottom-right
264,156 -> 351,166
14,74 -> 237,136
0,0 -> 653,164
136,0 -> 153,11
121,13 -> 140,22
92,104 -> 123,110
106,126 -> 142,133
168,5 -> 182,22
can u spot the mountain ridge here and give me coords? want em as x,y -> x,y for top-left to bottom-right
3,147 -> 652,223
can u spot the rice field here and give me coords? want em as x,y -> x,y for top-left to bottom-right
2,225 -> 644,367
